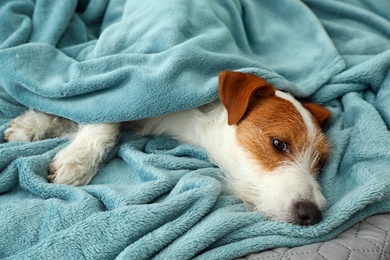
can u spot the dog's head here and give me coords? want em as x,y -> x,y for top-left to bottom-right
218,71 -> 331,225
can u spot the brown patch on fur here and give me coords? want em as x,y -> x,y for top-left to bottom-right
302,103 -> 331,127
311,133 -> 330,174
236,96 -> 309,171
219,71 -> 275,125
218,71 -> 331,175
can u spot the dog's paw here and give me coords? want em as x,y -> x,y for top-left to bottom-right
48,146 -> 98,186
4,117 -> 44,142
4,110 -> 61,142
4,110 -> 77,143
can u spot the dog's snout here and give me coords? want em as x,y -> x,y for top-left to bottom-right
295,201 -> 323,226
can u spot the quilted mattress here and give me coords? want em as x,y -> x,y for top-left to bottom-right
239,213 -> 390,259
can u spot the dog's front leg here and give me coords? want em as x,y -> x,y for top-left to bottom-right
49,123 -> 120,186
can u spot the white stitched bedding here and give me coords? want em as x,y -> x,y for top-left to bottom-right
239,213 -> 390,260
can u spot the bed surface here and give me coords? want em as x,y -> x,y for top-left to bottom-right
239,213 -> 390,260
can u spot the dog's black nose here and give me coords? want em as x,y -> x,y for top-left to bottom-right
295,201 -> 323,226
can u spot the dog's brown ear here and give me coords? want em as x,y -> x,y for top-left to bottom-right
219,71 -> 275,125
302,103 -> 331,127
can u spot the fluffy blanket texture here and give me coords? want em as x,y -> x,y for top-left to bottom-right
1,0 -> 390,259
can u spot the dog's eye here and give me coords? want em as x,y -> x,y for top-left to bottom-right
272,138 -> 288,153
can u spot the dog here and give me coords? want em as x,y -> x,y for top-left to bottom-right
4,71 -> 331,225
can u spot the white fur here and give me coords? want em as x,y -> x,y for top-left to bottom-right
230,153 -> 326,223
49,123 -> 120,185
4,110 -> 77,141
5,91 -> 326,224
276,90 -> 317,137
5,111 -> 119,186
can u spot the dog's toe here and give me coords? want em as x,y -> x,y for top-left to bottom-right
5,121 -> 28,142
47,164 -> 57,182
4,126 -> 14,142
48,150 -> 97,186
48,162 -> 90,186
5,120 -> 43,142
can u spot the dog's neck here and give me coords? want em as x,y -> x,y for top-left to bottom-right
137,102 -> 240,172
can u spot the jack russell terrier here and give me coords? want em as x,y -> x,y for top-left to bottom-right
4,71 -> 331,226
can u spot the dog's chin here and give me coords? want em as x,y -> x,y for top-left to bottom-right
243,197 -> 325,226
244,202 -> 296,224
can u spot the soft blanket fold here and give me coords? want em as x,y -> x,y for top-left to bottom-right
1,0 -> 390,259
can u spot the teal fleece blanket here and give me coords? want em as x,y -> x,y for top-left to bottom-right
1,0 -> 390,259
